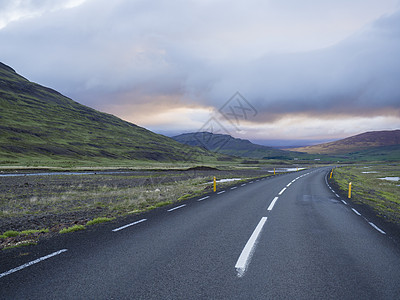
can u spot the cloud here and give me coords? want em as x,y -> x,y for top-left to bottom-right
0,0 -> 399,141
0,0 -> 87,29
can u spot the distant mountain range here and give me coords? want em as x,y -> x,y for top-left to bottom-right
291,130 -> 400,155
173,130 -> 400,162
0,62 -> 218,165
172,132 -> 303,160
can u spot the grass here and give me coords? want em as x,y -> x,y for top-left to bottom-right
86,217 -> 115,226
59,225 -> 85,234
330,164 -> 400,224
3,240 -> 37,250
0,229 -> 49,239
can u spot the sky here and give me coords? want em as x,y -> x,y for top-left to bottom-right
1,0 -> 400,146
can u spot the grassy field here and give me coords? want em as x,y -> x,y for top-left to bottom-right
0,165 -> 283,249
330,164 -> 400,225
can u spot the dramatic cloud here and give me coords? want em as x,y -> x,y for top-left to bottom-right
0,0 -> 399,143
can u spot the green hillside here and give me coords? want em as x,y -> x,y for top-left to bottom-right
0,62 -> 218,166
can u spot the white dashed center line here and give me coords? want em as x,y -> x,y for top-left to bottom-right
267,197 -> 279,211
235,217 -> 268,278
278,187 -> 287,195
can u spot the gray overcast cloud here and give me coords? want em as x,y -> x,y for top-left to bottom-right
0,0 -> 399,141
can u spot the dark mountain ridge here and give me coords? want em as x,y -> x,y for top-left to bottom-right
172,132 -> 301,159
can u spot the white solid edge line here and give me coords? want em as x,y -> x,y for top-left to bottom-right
267,197 -> 279,211
112,218 -> 147,232
167,204 -> 187,212
278,187 -> 286,195
235,217 -> 268,278
217,190 -> 226,194
351,208 -> 361,216
197,196 -> 210,201
230,186 -> 238,190
0,249 -> 68,279
368,222 -> 386,234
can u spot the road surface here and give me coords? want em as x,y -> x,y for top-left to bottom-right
1,167 -> 400,299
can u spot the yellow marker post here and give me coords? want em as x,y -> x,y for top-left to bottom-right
348,182 -> 352,198
213,176 -> 216,192
330,171 -> 333,179
274,168 -> 275,175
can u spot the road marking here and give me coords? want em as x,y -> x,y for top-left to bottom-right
335,193 -> 340,198
235,217 -> 268,278
241,183 -> 246,186
217,190 -> 226,194
278,187 -> 287,195
286,182 -> 292,187
197,196 -> 210,201
267,197 -> 279,211
368,222 -> 386,234
249,181 -> 254,184
256,179 -> 260,182
0,249 -> 68,279
167,204 -> 186,212
291,180 -> 296,183
351,208 -> 361,216
112,219 -> 147,232
341,200 -> 348,205
230,186 -> 237,190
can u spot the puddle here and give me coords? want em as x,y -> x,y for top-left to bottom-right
268,168 -> 306,173
207,178 -> 242,184
378,177 -> 400,182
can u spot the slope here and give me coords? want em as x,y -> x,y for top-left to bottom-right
291,130 -> 400,155
0,62 -> 216,166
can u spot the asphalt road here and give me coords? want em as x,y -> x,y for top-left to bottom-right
1,167 -> 400,299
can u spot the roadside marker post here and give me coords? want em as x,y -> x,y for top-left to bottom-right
348,182 -> 352,198
213,176 -> 216,192
274,168 -> 275,175
330,170 -> 333,179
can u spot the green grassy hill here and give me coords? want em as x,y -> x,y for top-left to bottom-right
0,62 -> 218,167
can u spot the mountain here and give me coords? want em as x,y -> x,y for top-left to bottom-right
172,132 -> 302,160
0,62 -> 218,165
290,130 -> 400,155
